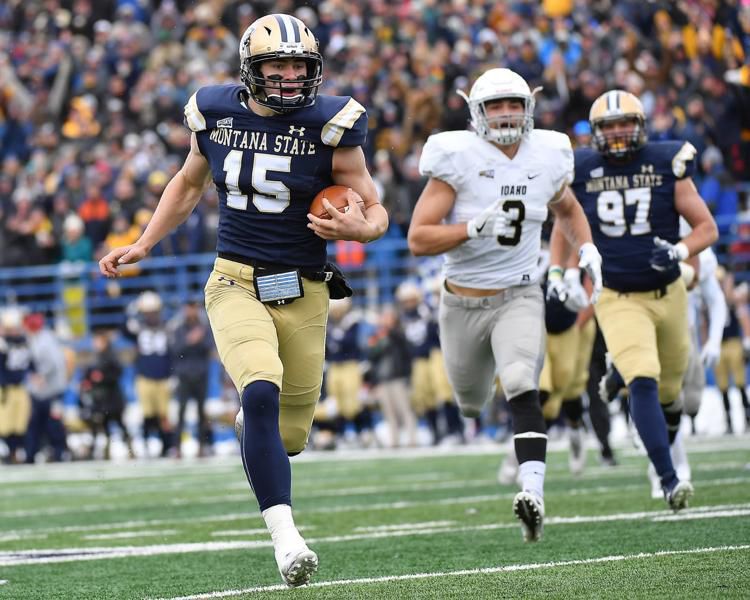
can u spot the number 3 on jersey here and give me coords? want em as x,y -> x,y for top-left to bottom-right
597,187 -> 651,237
497,199 -> 524,246
223,150 -> 291,213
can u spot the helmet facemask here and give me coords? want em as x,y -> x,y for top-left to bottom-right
240,53 -> 322,113
457,69 -> 540,146
591,115 -> 647,160
473,94 -> 535,145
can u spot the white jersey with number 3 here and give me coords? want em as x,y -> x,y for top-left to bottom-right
419,129 -> 574,289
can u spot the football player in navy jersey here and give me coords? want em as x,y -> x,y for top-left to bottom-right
100,13 -> 388,587
554,90 -> 718,511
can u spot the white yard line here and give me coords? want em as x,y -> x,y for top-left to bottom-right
1,459 -> 743,502
81,530 -> 178,541
353,521 -> 456,532
149,544 -> 750,599
210,526 -> 312,538
653,508 -> 750,522
0,504 -> 747,567
1,435 -> 746,486
0,462 -> 239,484
209,528 -> 273,537
2,473 -> 748,521
2,473 -> 749,541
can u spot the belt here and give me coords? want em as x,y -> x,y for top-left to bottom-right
217,252 -> 332,282
615,285 -> 668,299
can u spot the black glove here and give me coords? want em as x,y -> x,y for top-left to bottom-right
325,262 -> 353,299
650,237 -> 688,272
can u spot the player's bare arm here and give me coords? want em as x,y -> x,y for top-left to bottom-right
407,178 -> 469,256
674,177 -> 718,256
548,187 -> 595,254
307,145 -> 388,243
549,186 -> 602,302
99,134 -> 211,278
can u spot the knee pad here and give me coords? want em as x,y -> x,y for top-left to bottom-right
241,380 -> 280,417
456,402 -> 482,419
500,362 -> 536,400
658,379 -> 683,408
280,424 -> 308,456
681,389 -> 701,418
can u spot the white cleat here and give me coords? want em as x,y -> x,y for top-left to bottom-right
276,546 -> 319,588
513,491 -> 544,543
666,479 -> 694,513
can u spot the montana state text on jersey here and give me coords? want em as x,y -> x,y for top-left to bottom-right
184,84 -> 367,268
571,140 -> 697,292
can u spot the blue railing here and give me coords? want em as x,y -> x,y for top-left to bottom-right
0,235 -> 418,336
2,209 -> 749,339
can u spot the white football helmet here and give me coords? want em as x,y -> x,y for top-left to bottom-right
458,68 -> 540,146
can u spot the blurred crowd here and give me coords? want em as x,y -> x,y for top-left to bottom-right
1,0 -> 750,269
0,281 -> 512,463
3,267 -> 749,465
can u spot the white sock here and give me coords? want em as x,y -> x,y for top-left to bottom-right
671,432 -> 691,481
262,504 -> 305,550
518,460 -> 546,498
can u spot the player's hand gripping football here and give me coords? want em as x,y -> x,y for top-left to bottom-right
578,242 -> 603,304
99,243 -> 150,278
307,188 -> 371,242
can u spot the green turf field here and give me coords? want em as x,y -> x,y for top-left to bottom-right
1,437 -> 748,599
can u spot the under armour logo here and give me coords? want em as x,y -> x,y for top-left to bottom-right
641,164 -> 654,174
289,125 -> 306,136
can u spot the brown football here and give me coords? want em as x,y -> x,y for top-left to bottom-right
309,185 -> 365,219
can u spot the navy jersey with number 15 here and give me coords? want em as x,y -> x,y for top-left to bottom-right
571,140 -> 696,292
184,84 -> 368,269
